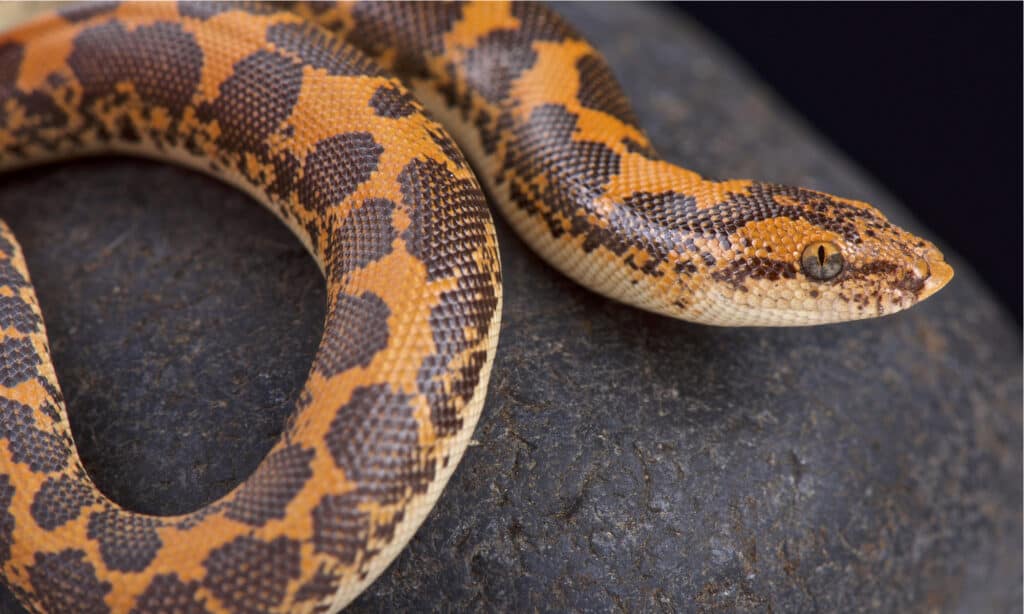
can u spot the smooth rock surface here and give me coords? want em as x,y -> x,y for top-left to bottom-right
0,4 -> 1019,613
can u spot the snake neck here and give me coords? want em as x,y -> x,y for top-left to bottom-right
294,1 -> 710,317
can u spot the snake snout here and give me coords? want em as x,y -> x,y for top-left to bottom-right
917,245 -> 954,300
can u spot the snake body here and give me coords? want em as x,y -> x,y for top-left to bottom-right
0,3 -> 952,612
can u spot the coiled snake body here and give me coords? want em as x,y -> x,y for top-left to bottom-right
0,3 -> 952,612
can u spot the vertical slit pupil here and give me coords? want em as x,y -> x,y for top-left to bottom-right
817,245 -> 826,266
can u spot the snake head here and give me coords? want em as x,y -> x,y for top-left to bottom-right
689,182 -> 953,326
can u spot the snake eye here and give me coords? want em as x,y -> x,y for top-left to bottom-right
801,241 -> 844,281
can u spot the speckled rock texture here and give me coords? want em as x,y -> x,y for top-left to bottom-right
0,4 -> 1019,613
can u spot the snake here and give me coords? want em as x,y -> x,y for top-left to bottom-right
0,2 -> 953,612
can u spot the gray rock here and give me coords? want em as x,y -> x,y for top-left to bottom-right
0,4 -> 1019,613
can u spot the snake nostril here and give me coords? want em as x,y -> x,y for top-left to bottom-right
912,257 -> 930,279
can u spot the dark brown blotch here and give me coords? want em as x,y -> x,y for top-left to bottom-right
224,443 -> 315,527
201,536 -> 301,613
38,401 -> 61,426
69,20 -> 203,116
575,53 -> 640,128
0,259 -> 26,289
311,492 -> 370,565
0,234 -> 18,259
397,157 -> 498,436
372,508 -> 405,544
369,84 -> 417,118
728,182 -> 870,244
0,42 -> 25,94
675,260 -> 699,276
6,423 -> 69,474
848,260 -> 925,297
622,136 -> 658,159
506,104 -> 621,194
7,90 -> 70,145
30,475 -> 95,531
266,149 -> 301,199
115,114 -> 141,143
328,197 -> 397,281
35,377 -> 64,409
347,2 -> 466,77
510,2 -> 580,42
292,564 -> 344,606
399,157 -> 491,281
0,474 -> 14,567
463,29 -> 538,104
324,384 -> 433,504
0,396 -> 36,437
0,294 -> 41,334
895,271 -> 926,296
316,291 -> 390,377
196,50 -> 303,155
129,573 -> 209,614
28,549 -> 112,614
86,509 -> 163,573
505,104 -> 626,254
419,279 -> 495,436
578,192 -> 692,272
428,127 -> 466,169
173,500 -> 225,532
711,256 -> 797,291
297,131 -> 383,214
267,21 -> 381,77
473,108 -> 498,155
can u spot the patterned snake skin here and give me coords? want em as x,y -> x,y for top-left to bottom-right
0,2 -> 952,612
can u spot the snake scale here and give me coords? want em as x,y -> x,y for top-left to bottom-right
0,2 -> 952,612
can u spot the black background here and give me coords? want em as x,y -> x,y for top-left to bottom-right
681,4 -> 1022,323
